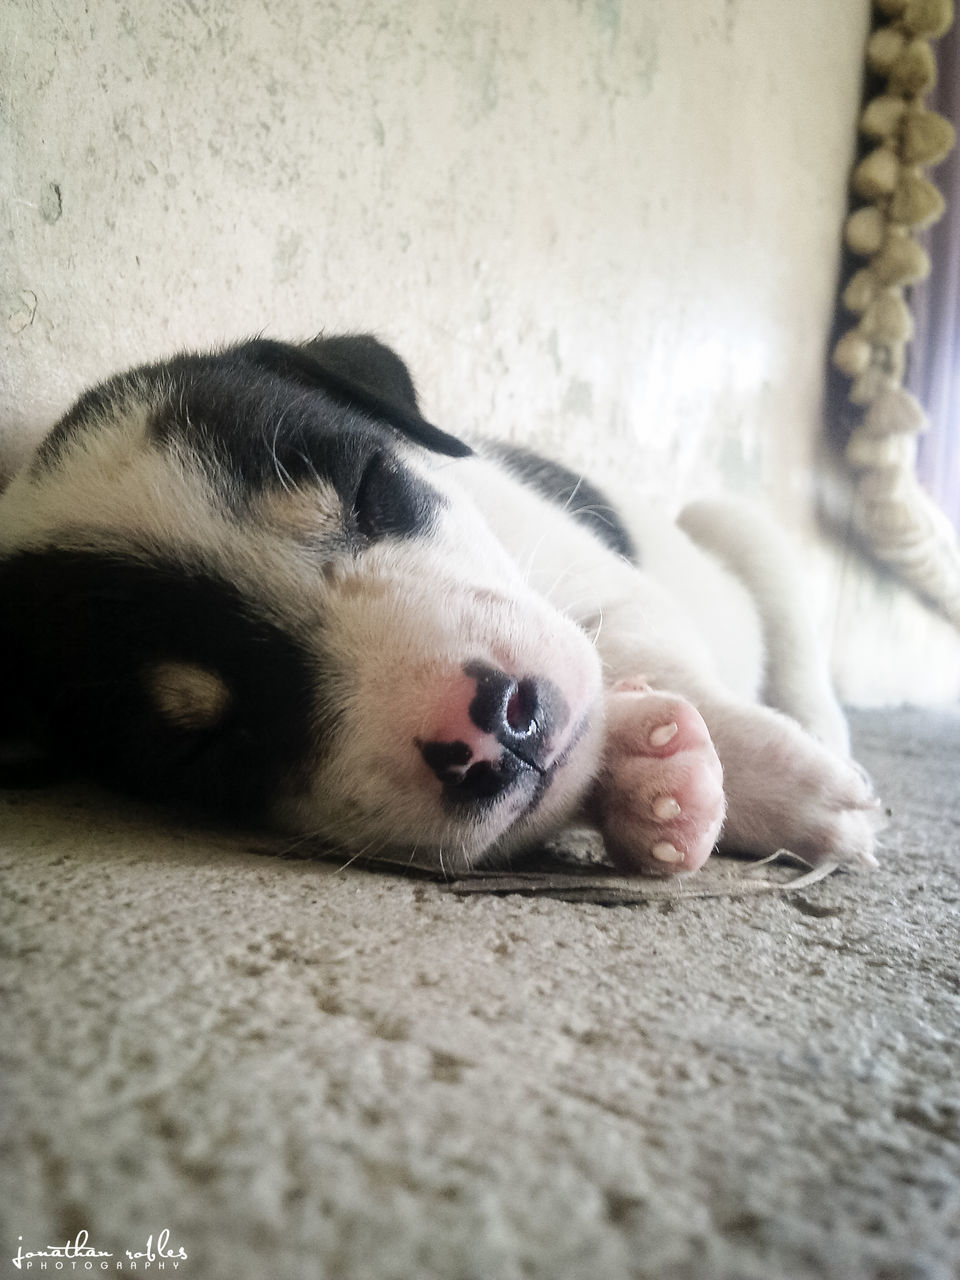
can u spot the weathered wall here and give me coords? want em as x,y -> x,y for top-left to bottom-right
3,0 -> 958,699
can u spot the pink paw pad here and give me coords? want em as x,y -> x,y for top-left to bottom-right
590,682 -> 725,876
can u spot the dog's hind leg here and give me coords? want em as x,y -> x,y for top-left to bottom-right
677,498 -> 850,756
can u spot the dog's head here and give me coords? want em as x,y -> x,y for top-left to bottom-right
0,336 -> 603,870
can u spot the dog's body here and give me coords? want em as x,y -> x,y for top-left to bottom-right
0,335 -> 880,875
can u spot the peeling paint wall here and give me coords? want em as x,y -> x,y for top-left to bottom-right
3,0 -> 959,698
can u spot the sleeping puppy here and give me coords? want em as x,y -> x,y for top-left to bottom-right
0,334 -> 881,875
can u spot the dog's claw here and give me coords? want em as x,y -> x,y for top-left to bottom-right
653,795 -> 682,820
651,840 -> 684,864
649,721 -> 679,749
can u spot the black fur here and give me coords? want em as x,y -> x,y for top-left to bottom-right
42,337 -> 457,544
489,442 -> 637,562
242,336 -> 471,459
147,353 -> 446,542
37,335 -> 472,477
0,549 -> 318,820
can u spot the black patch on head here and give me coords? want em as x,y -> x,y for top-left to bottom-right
0,549 -> 319,822
149,354 -> 445,543
488,442 -> 637,563
36,334 -> 471,481
37,336 -> 465,546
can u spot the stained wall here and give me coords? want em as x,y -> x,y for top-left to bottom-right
3,0 -> 958,699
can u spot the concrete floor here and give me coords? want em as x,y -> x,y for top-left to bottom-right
2,706 -> 959,1280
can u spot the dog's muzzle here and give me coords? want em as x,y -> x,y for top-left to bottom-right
417,661 -> 572,809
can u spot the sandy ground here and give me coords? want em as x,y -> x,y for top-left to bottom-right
2,707 -> 959,1280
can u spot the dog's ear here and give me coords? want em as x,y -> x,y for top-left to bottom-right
240,335 -> 473,459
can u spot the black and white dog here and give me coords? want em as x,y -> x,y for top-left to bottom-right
0,334 -> 881,875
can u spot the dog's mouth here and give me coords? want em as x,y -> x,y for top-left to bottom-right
436,710 -> 586,801
428,709 -> 598,873
421,737 -> 546,802
497,706 -> 592,815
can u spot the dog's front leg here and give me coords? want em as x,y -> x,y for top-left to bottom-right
695,695 -> 883,869
579,587 -> 880,873
587,680 -> 882,875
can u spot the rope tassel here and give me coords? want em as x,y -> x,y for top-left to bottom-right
832,0 -> 960,627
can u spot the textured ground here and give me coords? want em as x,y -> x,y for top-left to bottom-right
2,707 -> 959,1280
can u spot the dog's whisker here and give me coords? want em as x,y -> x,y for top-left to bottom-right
267,410 -> 295,493
540,561 -> 606,607
333,833 -> 385,874
557,475 -> 585,513
517,533 -> 550,585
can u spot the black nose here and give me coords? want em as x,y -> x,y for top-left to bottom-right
464,663 -> 544,754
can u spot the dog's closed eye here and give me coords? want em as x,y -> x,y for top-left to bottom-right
351,450 -> 437,542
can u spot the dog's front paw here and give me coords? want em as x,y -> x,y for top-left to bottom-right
588,680 -> 725,875
711,704 -> 884,869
